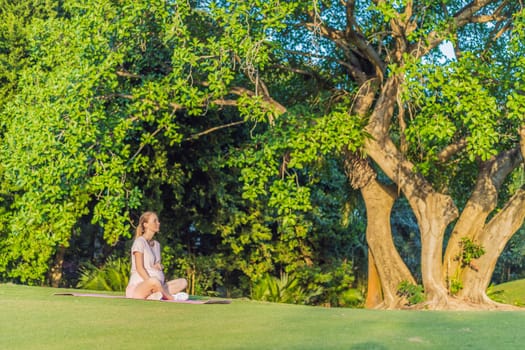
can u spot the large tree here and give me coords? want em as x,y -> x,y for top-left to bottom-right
335,1 -> 525,310
220,0 -> 525,309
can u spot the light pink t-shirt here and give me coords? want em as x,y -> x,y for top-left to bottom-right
128,236 -> 165,286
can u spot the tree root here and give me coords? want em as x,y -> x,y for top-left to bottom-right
368,292 -> 524,311
401,295 -> 523,311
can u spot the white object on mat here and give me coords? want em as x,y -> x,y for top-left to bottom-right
173,292 -> 189,301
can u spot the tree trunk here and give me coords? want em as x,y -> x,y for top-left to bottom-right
444,149 -> 523,304
413,192 -> 457,306
442,200 -> 486,290
460,189 -> 525,303
443,158 -> 506,286
47,245 -> 66,288
364,77 -> 459,307
365,250 -> 383,308
364,137 -> 459,305
343,149 -> 414,308
361,179 -> 415,309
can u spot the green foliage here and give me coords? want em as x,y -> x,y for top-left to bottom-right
220,150 -> 366,290
449,278 -> 463,296
0,0 -> 325,286
1,0 -> 523,310
457,237 -> 485,270
397,280 -> 425,306
250,260 -> 363,308
251,272 -> 322,305
172,253 -> 225,297
403,54 -> 501,172
224,100 -> 367,282
296,260 -> 364,308
446,238 -> 485,294
77,256 -> 129,292
0,0 -> 150,283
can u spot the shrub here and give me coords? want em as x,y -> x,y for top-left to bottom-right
251,272 -> 322,304
397,280 -> 425,305
296,260 -> 364,307
171,253 -> 225,297
77,256 -> 129,292
251,260 -> 364,307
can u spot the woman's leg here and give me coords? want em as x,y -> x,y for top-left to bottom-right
166,278 -> 188,294
131,277 -> 174,300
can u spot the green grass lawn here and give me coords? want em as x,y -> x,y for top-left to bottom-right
490,279 -> 525,306
1,283 -> 525,349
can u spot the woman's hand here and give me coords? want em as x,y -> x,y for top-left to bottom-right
153,263 -> 163,271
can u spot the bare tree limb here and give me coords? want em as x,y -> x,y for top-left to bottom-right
116,70 -> 142,79
437,138 -> 467,162
183,120 -> 246,141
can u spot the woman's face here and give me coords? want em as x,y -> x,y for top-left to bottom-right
144,214 -> 160,235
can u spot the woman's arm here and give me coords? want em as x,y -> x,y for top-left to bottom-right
134,251 -> 150,281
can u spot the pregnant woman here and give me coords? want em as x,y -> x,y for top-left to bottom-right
125,211 -> 188,300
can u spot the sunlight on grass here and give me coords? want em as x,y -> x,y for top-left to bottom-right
489,279 -> 525,306
1,283 -> 525,349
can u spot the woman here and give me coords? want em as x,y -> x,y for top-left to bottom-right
125,211 -> 188,300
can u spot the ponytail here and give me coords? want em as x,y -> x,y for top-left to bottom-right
135,211 -> 157,238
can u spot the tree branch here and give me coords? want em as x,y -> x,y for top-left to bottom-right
519,124 -> 525,165
283,48 -> 367,84
303,6 -> 385,82
488,147 -> 523,189
437,138 -> 467,162
410,0 -> 512,59
442,145 -> 522,281
486,188 -> 525,234
454,0 -> 502,26
367,76 -> 400,138
272,63 -> 335,91
183,120 -> 246,141
96,85 -> 285,117
116,70 -> 142,79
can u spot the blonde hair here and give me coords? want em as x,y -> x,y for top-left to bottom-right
135,211 -> 157,238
